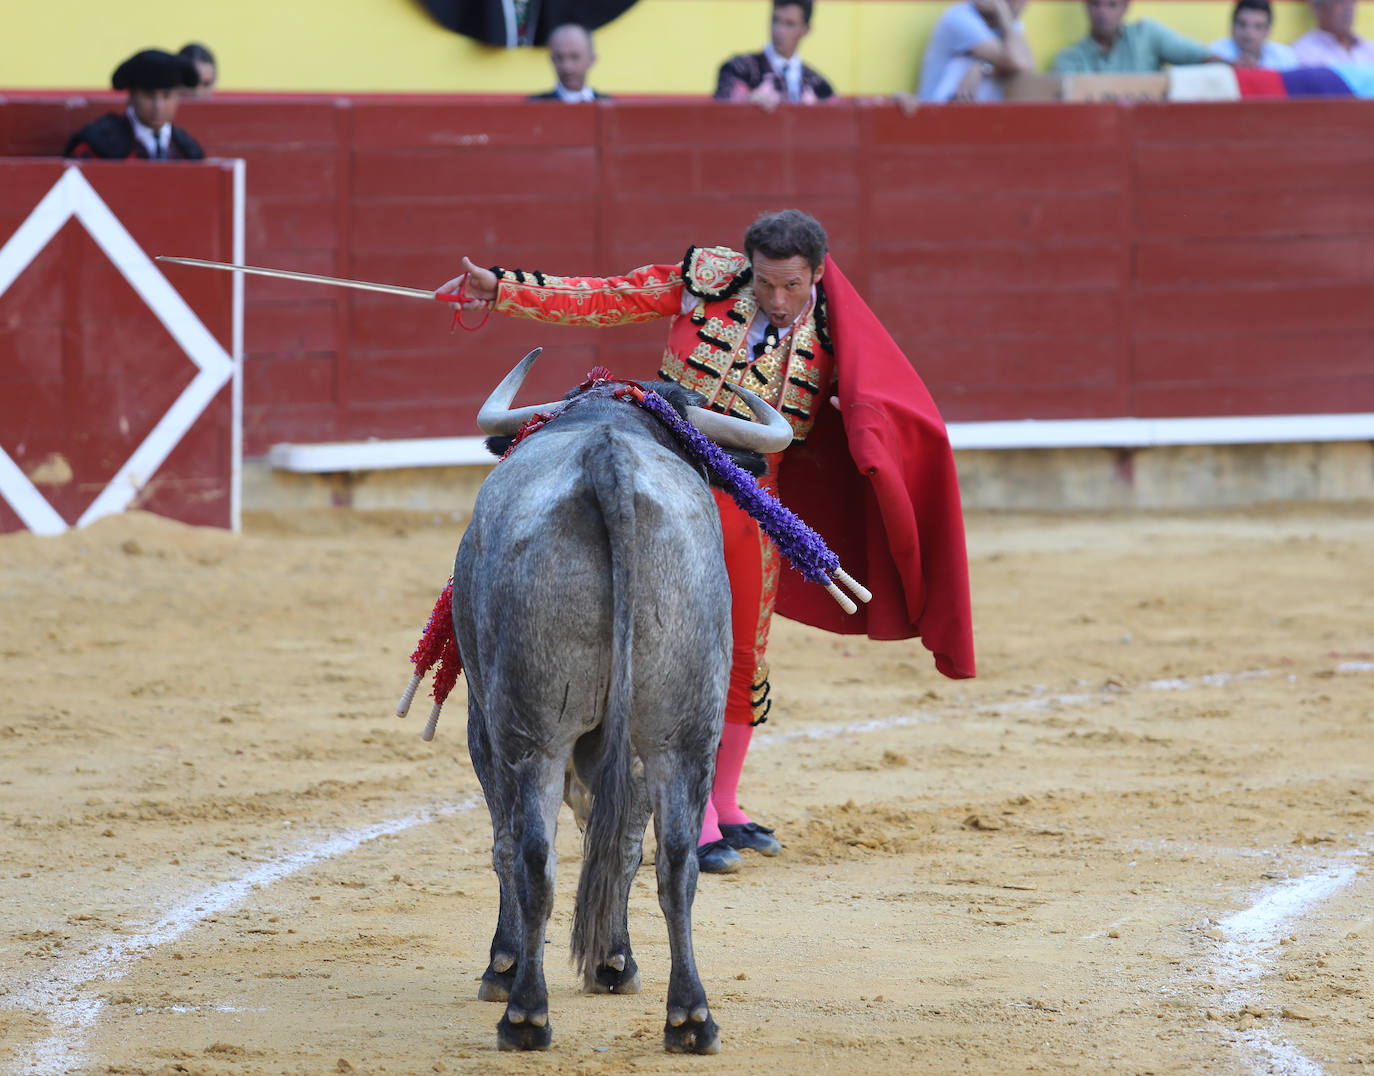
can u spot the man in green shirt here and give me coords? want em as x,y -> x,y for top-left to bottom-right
1053,0 -> 1222,71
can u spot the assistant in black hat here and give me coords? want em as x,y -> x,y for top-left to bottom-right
64,49 -> 205,161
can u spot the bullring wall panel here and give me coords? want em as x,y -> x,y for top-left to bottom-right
3,95 -> 1373,457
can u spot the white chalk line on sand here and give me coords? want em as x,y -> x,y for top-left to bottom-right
1211,862 -> 1363,1076
755,665 -> 1296,747
2,796 -> 480,1076
7,661 -> 1369,1073
755,663 -> 1371,1076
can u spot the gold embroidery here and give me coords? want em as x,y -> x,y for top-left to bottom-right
750,656 -> 771,709
775,316 -> 825,443
676,293 -> 754,406
661,284 -> 829,443
753,478 -> 782,666
496,295 -> 666,328
659,347 -> 686,387
756,540 -> 781,658
721,302 -> 827,441
740,341 -> 785,411
683,246 -> 750,299
492,266 -> 680,327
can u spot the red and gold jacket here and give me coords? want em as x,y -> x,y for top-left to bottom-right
489,245 -> 975,680
493,245 -> 831,443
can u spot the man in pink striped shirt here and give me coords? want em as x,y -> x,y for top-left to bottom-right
1293,0 -> 1374,64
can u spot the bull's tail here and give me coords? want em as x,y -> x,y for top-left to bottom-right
571,432 -> 638,984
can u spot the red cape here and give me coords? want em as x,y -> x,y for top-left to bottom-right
775,257 -> 975,680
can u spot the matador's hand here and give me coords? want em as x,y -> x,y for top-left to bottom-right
436,257 -> 498,308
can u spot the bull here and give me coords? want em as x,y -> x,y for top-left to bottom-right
453,349 -> 793,1054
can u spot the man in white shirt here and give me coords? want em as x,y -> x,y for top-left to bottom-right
714,0 -> 836,106
1210,0 -> 1300,66
529,24 -> 611,100
1293,0 -> 1374,64
918,0 -> 1035,101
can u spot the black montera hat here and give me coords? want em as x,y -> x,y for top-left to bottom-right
111,50 -> 199,91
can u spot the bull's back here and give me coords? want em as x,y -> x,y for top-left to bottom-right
453,424 -> 730,727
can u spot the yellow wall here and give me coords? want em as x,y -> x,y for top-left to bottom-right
0,0 -> 1346,96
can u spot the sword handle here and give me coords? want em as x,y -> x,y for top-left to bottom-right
444,274 -> 493,332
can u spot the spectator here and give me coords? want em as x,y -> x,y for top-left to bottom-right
917,0 -> 1035,101
714,0 -> 835,106
414,0 -> 637,49
1053,0 -> 1220,72
1292,0 -> 1374,65
63,50 -> 204,161
529,24 -> 610,100
1210,0 -> 1299,67
178,43 -> 218,96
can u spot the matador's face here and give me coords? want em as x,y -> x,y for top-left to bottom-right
751,253 -> 823,330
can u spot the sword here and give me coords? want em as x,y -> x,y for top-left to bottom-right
156,256 -> 457,304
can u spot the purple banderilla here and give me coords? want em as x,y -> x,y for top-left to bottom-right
396,379 -> 870,742
624,384 -> 868,608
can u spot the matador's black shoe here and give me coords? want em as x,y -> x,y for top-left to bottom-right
696,839 -> 742,874
719,821 -> 782,856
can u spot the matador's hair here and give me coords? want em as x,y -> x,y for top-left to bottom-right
743,209 -> 828,272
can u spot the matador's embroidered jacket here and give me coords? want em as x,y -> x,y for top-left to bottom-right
492,245 -> 832,441
488,246 -> 977,681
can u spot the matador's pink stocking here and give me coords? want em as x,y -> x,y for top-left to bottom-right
710,721 -> 754,826
700,797 -> 723,845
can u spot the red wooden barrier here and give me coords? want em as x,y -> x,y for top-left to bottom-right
3,94 -> 1373,459
0,159 -> 239,534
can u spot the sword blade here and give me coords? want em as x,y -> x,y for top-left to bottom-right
156,256 -> 444,302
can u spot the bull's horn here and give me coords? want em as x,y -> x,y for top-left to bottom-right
686,383 -> 793,454
475,348 -> 562,435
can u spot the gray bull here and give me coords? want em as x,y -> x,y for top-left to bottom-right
453,350 -> 792,1053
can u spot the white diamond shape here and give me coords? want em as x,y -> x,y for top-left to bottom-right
0,166 -> 236,535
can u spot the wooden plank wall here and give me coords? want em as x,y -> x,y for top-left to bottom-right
0,160 -> 237,532
3,94 -> 1373,455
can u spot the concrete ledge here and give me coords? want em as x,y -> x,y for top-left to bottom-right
243,460 -> 494,514
953,441 -> 1374,511
947,413 -> 1374,450
244,439 -> 1374,515
252,413 -> 1374,514
264,413 -> 1374,475
267,436 -> 492,472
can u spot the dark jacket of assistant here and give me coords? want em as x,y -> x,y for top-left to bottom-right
63,113 -> 204,160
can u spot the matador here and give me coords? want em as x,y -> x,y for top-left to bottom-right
440,209 -> 975,873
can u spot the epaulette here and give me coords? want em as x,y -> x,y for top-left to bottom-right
680,245 -> 752,302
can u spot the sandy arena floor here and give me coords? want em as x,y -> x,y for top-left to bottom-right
1,503 -> 1371,1075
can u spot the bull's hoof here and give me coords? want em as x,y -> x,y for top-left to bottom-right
663,1005 -> 720,1055
588,953 -> 642,994
478,955 -> 517,1002
478,977 -> 509,1002
498,1007 -> 552,1051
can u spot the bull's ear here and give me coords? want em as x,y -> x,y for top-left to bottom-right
483,435 -> 515,458
654,378 -> 708,411
716,447 -> 768,480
